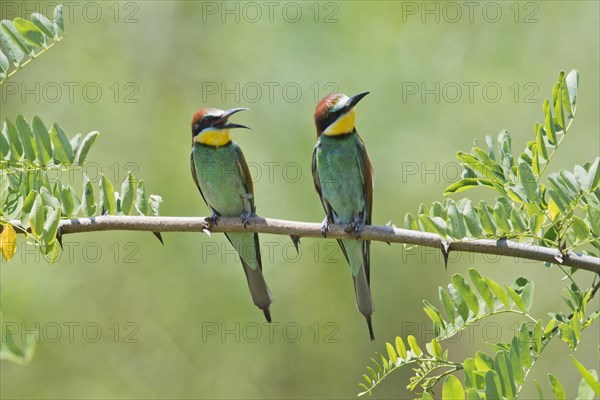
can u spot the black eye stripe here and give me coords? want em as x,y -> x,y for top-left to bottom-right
318,109 -> 343,132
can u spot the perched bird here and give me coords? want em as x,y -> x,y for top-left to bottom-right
311,92 -> 375,340
190,107 -> 272,322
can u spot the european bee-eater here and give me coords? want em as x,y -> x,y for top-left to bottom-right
311,92 -> 375,340
190,107 -> 272,322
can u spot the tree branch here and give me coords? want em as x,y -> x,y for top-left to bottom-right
6,215 -> 599,273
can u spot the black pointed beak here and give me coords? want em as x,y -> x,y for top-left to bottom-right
221,123 -> 251,130
216,108 -> 250,130
345,92 -> 370,111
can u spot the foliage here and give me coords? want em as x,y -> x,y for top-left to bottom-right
358,269 -> 600,399
404,70 -> 599,258
0,115 -> 163,263
0,6 -> 162,365
0,5 -> 64,84
361,71 -> 600,398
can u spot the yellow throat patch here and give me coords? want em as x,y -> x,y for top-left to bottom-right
323,109 -> 356,136
196,129 -> 231,146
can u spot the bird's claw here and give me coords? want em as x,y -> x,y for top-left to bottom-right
321,217 -> 330,237
344,221 -> 356,233
206,212 -> 219,226
345,219 -> 364,237
241,211 -> 255,228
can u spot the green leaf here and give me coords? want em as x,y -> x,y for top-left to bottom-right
587,206 -> 600,236
532,320 -> 543,353
518,161 -> 539,202
493,201 -> 511,235
462,200 -> 483,237
40,208 -> 60,245
447,204 -> 467,239
407,335 -> 422,357
39,186 -> 60,209
49,123 -> 74,164
464,358 -> 479,390
0,128 -> 8,158
565,70 -> 579,114
395,336 -> 407,360
32,116 -> 52,165
465,388 -> 481,400
69,133 -> 82,155
543,99 -> 557,145
445,178 -> 486,195
74,131 -> 99,165
449,284 -> 469,322
419,214 -> 447,235
509,336 -> 524,385
477,200 -> 496,235
452,274 -> 479,316
0,50 -> 8,78
135,179 -> 150,215
442,375 -> 465,400
495,351 -> 516,399
1,21 -> 34,55
404,213 -> 418,230
385,342 -> 397,366
0,26 -> 25,66
19,190 -> 37,228
505,285 -> 526,312
548,374 -> 566,400
484,370 -> 502,400
54,5 -> 64,33
58,185 -> 75,216
28,193 -> 43,237
439,287 -> 456,322
520,281 -> 534,312
81,177 -> 96,217
485,277 -> 510,309
431,201 -> 447,219
559,323 -> 577,350
99,175 -> 116,215
571,216 -> 590,242
510,209 -> 528,233
578,372 -> 597,400
15,115 -> 37,162
119,173 -> 135,215
427,338 -> 443,358
570,355 -> 600,397
4,120 -> 23,161
13,18 -> 46,47
584,158 -> 600,192
535,122 -> 548,160
475,351 -> 494,371
468,269 -> 494,310
30,12 -> 55,38
149,195 -> 162,216
423,300 -> 445,327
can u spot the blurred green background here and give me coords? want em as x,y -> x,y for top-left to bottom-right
1,1 -> 599,398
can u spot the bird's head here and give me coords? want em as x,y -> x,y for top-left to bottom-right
314,92 -> 369,137
191,107 -> 250,147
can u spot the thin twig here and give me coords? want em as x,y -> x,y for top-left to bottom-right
4,215 -> 599,273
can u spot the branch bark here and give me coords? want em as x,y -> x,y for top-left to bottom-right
7,215 -> 599,273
